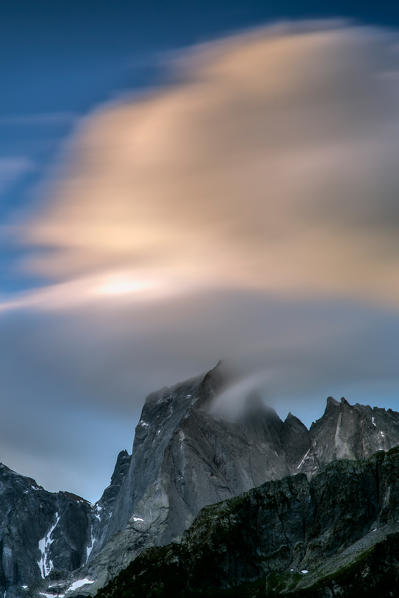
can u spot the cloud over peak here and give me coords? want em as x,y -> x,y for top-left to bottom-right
4,22 -> 399,496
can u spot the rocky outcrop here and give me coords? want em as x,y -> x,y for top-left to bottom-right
0,449 -> 132,598
298,396 -> 399,476
88,450 -> 131,559
76,364 -> 313,593
0,463 -> 92,598
94,446 -> 399,597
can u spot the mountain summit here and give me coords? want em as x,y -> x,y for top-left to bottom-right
2,364 -> 399,597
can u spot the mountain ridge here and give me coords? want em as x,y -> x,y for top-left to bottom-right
3,363 -> 399,597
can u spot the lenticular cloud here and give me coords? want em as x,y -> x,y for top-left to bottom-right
7,21 -> 399,310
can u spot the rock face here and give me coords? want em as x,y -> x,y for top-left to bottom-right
89,450 -> 131,558
94,446 -> 399,598
0,463 -> 92,598
5,363 -> 399,597
71,364 -> 399,595
0,450 -> 132,598
296,395 -> 399,476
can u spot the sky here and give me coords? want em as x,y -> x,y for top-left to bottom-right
2,2 -> 399,502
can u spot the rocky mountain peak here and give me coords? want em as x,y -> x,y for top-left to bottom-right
325,395 -> 340,411
94,449 -> 131,522
0,465 -> 92,598
74,378 -> 399,597
6,368 -> 399,598
195,359 -> 227,409
110,450 -> 130,485
298,395 -> 399,476
285,411 -> 299,423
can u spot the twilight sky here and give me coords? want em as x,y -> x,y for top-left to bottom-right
2,2 -> 399,502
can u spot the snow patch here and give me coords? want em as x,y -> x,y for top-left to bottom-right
94,504 -> 103,521
372,416 -> 376,427
334,412 -> 342,449
66,579 -> 94,593
37,513 -> 60,578
85,525 -> 95,563
301,570 -> 309,574
132,516 -> 144,522
296,448 -> 310,470
378,429 -> 386,448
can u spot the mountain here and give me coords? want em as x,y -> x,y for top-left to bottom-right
94,446 -> 399,598
4,362 -> 399,597
63,363 -> 399,596
301,395 -> 399,475
0,450 -> 132,598
0,463 -> 92,598
87,450 -> 131,558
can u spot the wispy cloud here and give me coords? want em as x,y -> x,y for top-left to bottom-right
0,270 -> 182,313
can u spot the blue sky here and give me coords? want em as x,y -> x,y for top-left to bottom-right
2,2 -> 399,502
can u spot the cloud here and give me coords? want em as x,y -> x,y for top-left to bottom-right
8,21 -> 399,310
5,21 -> 399,498
0,157 -> 34,196
0,270 -> 179,312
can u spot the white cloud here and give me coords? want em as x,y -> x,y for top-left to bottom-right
7,22 -> 399,311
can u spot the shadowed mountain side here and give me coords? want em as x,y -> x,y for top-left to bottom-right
0,464 -> 92,598
94,447 -> 399,598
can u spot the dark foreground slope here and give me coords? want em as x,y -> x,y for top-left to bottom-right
95,447 -> 399,598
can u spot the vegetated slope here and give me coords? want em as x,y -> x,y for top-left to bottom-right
94,447 -> 399,598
